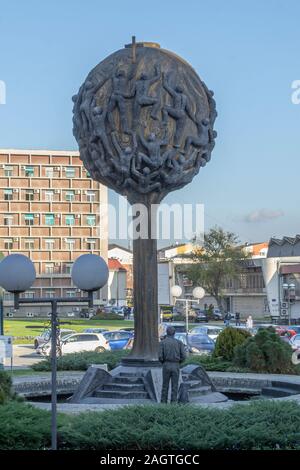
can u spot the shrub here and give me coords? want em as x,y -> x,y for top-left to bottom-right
90,311 -> 122,320
31,349 -> 130,372
0,402 -> 52,450
0,371 -> 13,404
213,327 -> 251,361
183,354 -> 250,372
2,400 -> 300,449
234,327 -> 296,373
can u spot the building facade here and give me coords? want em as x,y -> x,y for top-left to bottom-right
262,235 -> 300,321
0,149 -> 108,316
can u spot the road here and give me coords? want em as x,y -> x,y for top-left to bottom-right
3,344 -> 43,369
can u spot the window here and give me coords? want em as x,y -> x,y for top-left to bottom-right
65,167 -> 75,178
4,239 -> 13,250
86,191 -> 95,202
4,166 -> 13,177
86,239 -> 96,250
66,214 -> 75,226
4,215 -> 13,226
24,291 -> 34,299
86,215 -> 96,226
45,291 -> 55,298
46,167 -> 54,178
45,239 -> 55,250
24,166 -> 34,177
45,214 -> 55,226
24,214 -> 34,226
45,190 -> 54,202
45,264 -> 54,274
66,290 -> 76,298
65,190 -> 75,202
25,239 -> 35,250
65,238 -> 75,250
63,263 -> 72,274
4,189 -> 13,201
25,190 -> 34,201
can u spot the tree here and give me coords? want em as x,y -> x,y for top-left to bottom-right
183,227 -> 250,314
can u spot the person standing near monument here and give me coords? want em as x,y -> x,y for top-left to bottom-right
159,326 -> 186,403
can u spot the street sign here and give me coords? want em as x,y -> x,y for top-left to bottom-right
0,335 -> 13,359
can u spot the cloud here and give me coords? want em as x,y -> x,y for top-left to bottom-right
244,209 -> 284,223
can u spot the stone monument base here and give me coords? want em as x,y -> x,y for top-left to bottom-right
70,363 -> 228,405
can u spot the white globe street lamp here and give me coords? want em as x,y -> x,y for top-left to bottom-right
171,284 -> 205,333
71,254 -> 109,292
193,287 -> 205,300
0,253 -> 108,451
0,254 -> 36,293
170,285 -> 182,298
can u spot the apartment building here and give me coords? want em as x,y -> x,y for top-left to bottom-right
0,149 -> 108,316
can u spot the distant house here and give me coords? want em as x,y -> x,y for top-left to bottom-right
107,258 -> 127,307
262,235 -> 300,320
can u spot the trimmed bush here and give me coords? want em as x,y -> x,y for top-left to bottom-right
0,402 -> 51,450
213,327 -> 251,361
90,312 -> 122,320
0,371 -> 13,404
234,327 -> 296,374
31,349 -> 129,372
2,400 -> 300,449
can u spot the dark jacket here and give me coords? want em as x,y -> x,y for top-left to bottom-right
159,336 -> 187,364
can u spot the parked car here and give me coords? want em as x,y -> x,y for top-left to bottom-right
290,334 -> 300,350
212,309 -> 223,321
110,306 -> 124,316
102,330 -> 134,350
193,309 -> 208,323
159,322 -> 186,339
39,332 -> 111,356
175,333 -> 215,355
83,328 -> 108,334
34,328 -> 75,350
189,325 -> 224,341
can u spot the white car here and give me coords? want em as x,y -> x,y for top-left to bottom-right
40,332 -> 111,356
290,334 -> 300,350
189,325 -> 224,341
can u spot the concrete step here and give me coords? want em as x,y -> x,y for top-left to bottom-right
112,376 -> 144,385
271,381 -> 300,393
101,383 -> 145,392
184,380 -> 205,389
261,386 -> 298,398
81,397 -> 152,405
119,372 -> 141,377
94,390 -> 149,399
189,392 -> 229,404
188,386 -> 212,397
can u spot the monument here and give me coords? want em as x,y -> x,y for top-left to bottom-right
72,38 -> 217,370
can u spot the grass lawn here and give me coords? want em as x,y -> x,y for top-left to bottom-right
4,318 -> 134,343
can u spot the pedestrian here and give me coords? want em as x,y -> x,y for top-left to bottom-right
246,315 -> 253,329
224,312 -> 231,327
159,326 -> 186,404
123,305 -> 127,320
235,312 -> 241,326
126,306 -> 131,320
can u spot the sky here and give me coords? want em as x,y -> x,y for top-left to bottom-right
0,0 -> 300,246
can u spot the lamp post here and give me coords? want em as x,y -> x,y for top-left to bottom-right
0,253 -> 108,451
171,285 -> 205,333
282,282 -> 296,326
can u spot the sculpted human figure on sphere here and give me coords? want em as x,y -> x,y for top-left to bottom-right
73,42 -> 217,203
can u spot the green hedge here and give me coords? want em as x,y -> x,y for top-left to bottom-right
234,327 -> 298,374
31,350 -> 130,372
91,312 -> 122,320
0,371 -> 13,404
213,327 -> 251,361
183,354 -> 250,372
1,401 -> 300,449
